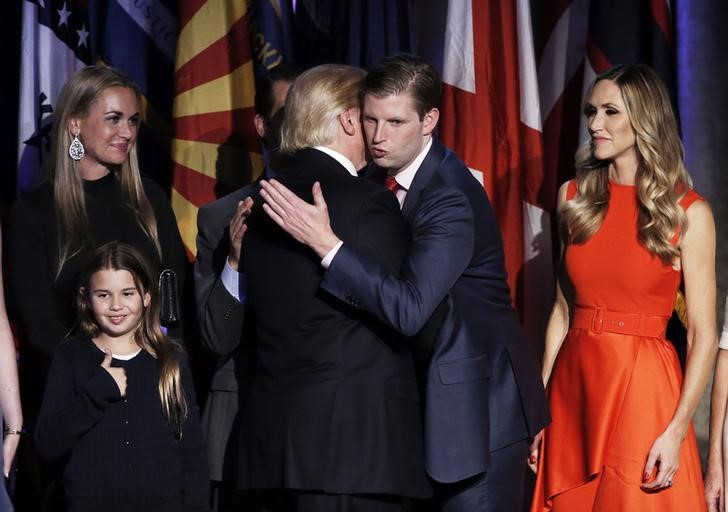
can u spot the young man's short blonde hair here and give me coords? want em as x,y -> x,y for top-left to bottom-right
279,64 -> 366,153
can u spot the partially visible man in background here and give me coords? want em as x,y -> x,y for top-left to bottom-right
193,63 -> 298,511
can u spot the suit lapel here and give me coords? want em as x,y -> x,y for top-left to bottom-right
401,138 -> 446,218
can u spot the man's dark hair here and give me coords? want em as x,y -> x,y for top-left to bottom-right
361,54 -> 441,120
254,63 -> 300,119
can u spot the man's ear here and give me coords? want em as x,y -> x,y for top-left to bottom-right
339,109 -> 356,136
422,108 -> 440,136
254,114 -> 266,139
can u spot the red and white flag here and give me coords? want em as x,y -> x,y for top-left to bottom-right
440,0 -> 554,343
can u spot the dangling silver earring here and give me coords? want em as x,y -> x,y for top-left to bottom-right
68,133 -> 85,161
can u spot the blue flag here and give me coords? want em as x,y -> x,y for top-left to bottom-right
293,0 -> 412,69
17,0 -> 177,194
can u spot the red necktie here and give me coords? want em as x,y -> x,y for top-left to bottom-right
384,175 -> 399,195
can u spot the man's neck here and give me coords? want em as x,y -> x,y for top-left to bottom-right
314,146 -> 358,176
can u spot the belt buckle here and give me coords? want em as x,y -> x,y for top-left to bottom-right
592,308 -> 605,334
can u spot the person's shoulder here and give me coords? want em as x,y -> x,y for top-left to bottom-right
9,181 -> 54,226
435,142 -> 479,189
11,180 -> 53,211
679,187 -> 706,211
52,337 -> 95,361
560,179 -> 576,202
140,174 -> 169,202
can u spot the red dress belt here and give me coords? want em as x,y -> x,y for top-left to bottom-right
571,306 -> 669,338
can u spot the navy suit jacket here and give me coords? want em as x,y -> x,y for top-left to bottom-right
322,138 -> 550,483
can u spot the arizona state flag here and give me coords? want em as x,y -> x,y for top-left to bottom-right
172,1 -> 259,258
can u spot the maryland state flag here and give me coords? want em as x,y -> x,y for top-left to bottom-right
172,1 -> 260,258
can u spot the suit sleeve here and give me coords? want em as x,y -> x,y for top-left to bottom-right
193,204 -> 246,356
34,345 -> 121,460
322,187 -> 474,336
7,201 -> 68,356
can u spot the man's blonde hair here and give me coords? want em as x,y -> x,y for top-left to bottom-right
279,64 -> 366,153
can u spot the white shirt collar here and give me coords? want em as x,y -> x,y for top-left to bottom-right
390,137 -> 433,190
314,146 -> 358,177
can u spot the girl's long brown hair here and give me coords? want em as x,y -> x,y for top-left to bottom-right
75,242 -> 187,439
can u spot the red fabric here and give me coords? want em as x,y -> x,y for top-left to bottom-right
531,183 -> 706,511
440,0 -> 546,309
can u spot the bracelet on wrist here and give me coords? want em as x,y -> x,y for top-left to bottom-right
3,426 -> 23,436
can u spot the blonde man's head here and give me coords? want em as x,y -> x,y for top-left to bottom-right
280,64 -> 366,153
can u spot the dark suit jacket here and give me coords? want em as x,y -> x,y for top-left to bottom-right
194,184 -> 255,389
194,183 -> 260,482
238,148 -> 431,497
322,138 -> 551,484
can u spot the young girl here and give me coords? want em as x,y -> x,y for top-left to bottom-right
34,242 -> 208,512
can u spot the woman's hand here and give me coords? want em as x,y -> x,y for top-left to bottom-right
528,429 -> 543,474
641,429 -> 683,491
2,430 -> 20,477
704,458 -> 724,512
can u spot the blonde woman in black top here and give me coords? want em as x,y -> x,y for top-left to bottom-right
8,65 -> 186,359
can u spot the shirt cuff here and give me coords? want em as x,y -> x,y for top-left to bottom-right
221,260 -> 247,303
321,241 -> 344,269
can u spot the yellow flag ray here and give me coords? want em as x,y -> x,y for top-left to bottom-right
176,0 -> 248,71
174,61 -> 256,117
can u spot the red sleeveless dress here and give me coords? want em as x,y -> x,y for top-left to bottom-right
531,180 -> 707,511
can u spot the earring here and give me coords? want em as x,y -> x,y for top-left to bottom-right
68,133 -> 85,161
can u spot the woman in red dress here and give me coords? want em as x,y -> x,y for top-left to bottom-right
530,64 -> 716,511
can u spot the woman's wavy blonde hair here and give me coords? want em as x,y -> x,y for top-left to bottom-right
560,64 -> 691,264
49,65 -> 161,278
75,242 -> 187,439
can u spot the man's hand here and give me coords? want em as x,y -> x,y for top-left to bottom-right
260,180 -> 341,258
227,197 -> 254,271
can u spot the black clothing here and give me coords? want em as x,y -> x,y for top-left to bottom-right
7,172 -> 187,357
237,148 -> 430,498
35,337 -> 209,511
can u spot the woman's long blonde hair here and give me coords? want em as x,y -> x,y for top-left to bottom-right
49,65 -> 161,277
75,242 -> 187,439
560,64 -> 691,264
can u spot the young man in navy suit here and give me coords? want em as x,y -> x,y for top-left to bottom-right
260,54 -> 550,512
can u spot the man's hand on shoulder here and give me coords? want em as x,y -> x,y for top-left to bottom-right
260,180 -> 341,258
